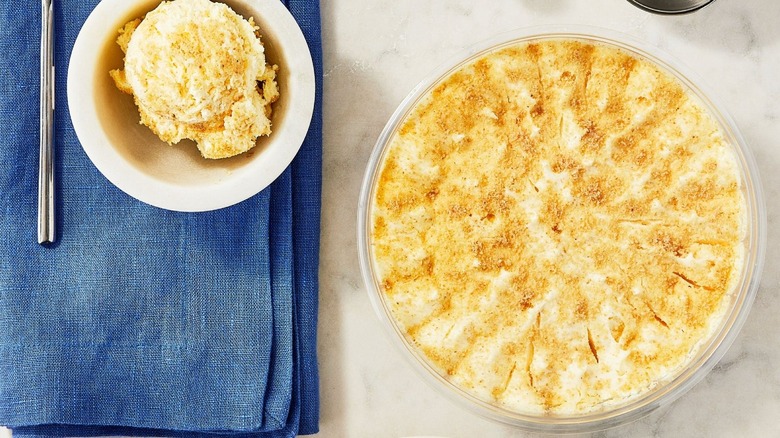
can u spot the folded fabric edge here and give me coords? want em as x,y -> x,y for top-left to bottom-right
10,423 -> 298,438
262,168 -> 295,431
286,0 -> 324,434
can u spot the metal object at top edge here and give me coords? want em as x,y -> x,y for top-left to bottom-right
627,0 -> 716,14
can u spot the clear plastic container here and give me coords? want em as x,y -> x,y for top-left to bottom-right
357,26 -> 765,434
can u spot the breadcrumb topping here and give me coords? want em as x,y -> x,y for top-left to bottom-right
371,39 -> 746,415
110,0 -> 279,159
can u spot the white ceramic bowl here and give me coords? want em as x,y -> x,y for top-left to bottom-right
68,0 -> 315,211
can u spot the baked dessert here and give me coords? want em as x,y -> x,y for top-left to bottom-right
110,0 -> 279,159
370,39 -> 746,415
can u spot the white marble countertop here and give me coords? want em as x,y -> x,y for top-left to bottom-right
2,1 -> 777,438
317,0 -> 780,436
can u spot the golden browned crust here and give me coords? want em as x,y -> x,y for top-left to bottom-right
370,39 -> 745,414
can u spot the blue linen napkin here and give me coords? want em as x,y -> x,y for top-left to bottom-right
0,0 -> 322,436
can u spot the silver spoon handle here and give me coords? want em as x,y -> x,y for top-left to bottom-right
38,0 -> 55,244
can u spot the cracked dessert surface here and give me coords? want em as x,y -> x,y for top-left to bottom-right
370,39 -> 746,414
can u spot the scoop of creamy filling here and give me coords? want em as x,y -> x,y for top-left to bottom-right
110,0 -> 279,159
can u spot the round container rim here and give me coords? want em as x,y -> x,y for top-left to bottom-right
357,24 -> 766,434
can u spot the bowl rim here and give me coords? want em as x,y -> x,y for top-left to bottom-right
67,0 -> 315,212
357,24 -> 766,433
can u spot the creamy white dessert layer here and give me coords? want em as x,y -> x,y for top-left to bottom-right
370,39 -> 746,415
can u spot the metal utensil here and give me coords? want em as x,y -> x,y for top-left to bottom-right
38,0 -> 55,244
627,0 -> 715,14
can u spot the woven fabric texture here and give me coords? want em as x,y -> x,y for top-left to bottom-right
0,0 -> 322,436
